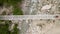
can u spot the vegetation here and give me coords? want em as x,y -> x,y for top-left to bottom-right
0,0 -> 23,15
13,7 -> 23,15
0,0 -> 22,4
0,20 -> 19,34
11,24 -> 19,34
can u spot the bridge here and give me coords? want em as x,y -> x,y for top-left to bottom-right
0,15 -> 60,20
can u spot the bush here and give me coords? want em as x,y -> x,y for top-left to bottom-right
0,20 -> 19,34
13,7 -> 23,15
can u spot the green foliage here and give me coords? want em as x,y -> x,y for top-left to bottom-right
0,0 -> 22,6
0,20 -> 19,34
11,24 -> 19,34
13,7 -> 23,15
0,20 -> 9,34
0,20 -> 4,22
0,0 -> 3,4
0,0 -> 23,15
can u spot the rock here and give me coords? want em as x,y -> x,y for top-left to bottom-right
41,4 -> 52,10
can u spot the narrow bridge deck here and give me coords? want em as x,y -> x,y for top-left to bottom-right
0,15 -> 60,20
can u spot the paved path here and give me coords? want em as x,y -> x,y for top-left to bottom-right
0,15 -> 60,20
